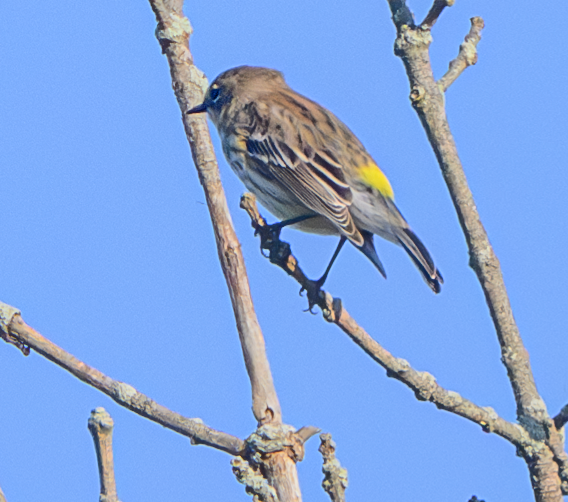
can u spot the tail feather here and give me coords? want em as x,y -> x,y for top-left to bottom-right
354,230 -> 387,279
397,227 -> 443,293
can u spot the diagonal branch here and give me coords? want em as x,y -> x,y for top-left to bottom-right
240,194 -> 530,449
0,303 -> 244,455
149,2 -> 302,500
553,404 -> 568,431
438,17 -> 484,92
391,11 -> 546,435
149,0 -> 281,427
421,0 -> 454,30
384,6 -> 565,501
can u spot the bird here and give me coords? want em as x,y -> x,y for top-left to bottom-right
187,65 -> 443,293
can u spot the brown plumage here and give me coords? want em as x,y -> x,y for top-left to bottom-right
188,66 -> 443,293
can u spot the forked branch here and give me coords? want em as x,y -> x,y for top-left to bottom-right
384,0 -> 565,499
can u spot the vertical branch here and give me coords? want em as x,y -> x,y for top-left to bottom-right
149,0 -> 281,426
384,1 -> 563,500
319,434 -> 348,502
88,408 -> 119,502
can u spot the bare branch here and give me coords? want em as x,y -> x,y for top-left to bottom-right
438,17 -> 484,92
421,0 -> 454,30
545,425 -> 568,495
387,10 -> 565,501
0,304 -> 244,456
240,195 -> 531,448
0,484 -> 7,502
243,425 -> 305,502
149,3 -> 304,498
296,426 -> 321,444
88,408 -> 120,502
385,0 -> 415,31
554,404 -> 568,431
391,13 -> 548,434
149,0 -> 281,426
319,434 -> 348,502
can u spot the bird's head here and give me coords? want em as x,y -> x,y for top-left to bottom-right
186,66 -> 287,126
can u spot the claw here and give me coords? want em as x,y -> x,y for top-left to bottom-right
299,277 -> 325,313
256,223 -> 283,253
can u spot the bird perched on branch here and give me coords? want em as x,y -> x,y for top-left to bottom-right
187,66 -> 443,293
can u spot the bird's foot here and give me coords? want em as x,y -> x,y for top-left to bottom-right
299,277 -> 326,314
255,222 -> 283,257
255,223 -> 292,265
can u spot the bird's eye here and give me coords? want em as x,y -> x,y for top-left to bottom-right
210,88 -> 221,102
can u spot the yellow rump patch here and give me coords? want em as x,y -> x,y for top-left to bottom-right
359,163 -> 394,199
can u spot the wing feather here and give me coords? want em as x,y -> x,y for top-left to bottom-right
245,102 -> 362,245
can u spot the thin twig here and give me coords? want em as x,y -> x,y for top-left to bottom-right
0,304 -> 244,456
149,0 -> 281,426
319,433 -> 348,502
438,17 -> 484,92
421,0 -> 454,30
88,408 -> 120,502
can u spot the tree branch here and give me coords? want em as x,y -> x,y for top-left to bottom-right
386,7 -> 565,501
88,408 -> 120,502
392,9 -> 545,433
149,0 -> 281,426
148,2 -> 303,499
319,433 -> 348,502
240,195 -> 533,448
386,0 -> 415,31
0,303 -> 244,456
553,404 -> 568,431
438,17 -> 484,92
421,0 -> 454,30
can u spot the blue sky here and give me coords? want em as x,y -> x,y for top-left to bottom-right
2,1 -> 567,501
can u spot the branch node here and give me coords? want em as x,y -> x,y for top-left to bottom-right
245,424 -> 306,464
410,85 -> 426,105
0,302 -> 29,355
232,457 -> 279,502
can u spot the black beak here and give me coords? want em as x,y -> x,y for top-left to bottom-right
186,102 -> 208,114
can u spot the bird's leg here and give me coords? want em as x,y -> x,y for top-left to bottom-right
316,236 -> 347,288
301,236 -> 347,312
256,214 -> 316,255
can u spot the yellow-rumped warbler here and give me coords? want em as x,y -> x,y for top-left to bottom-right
188,66 -> 443,293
